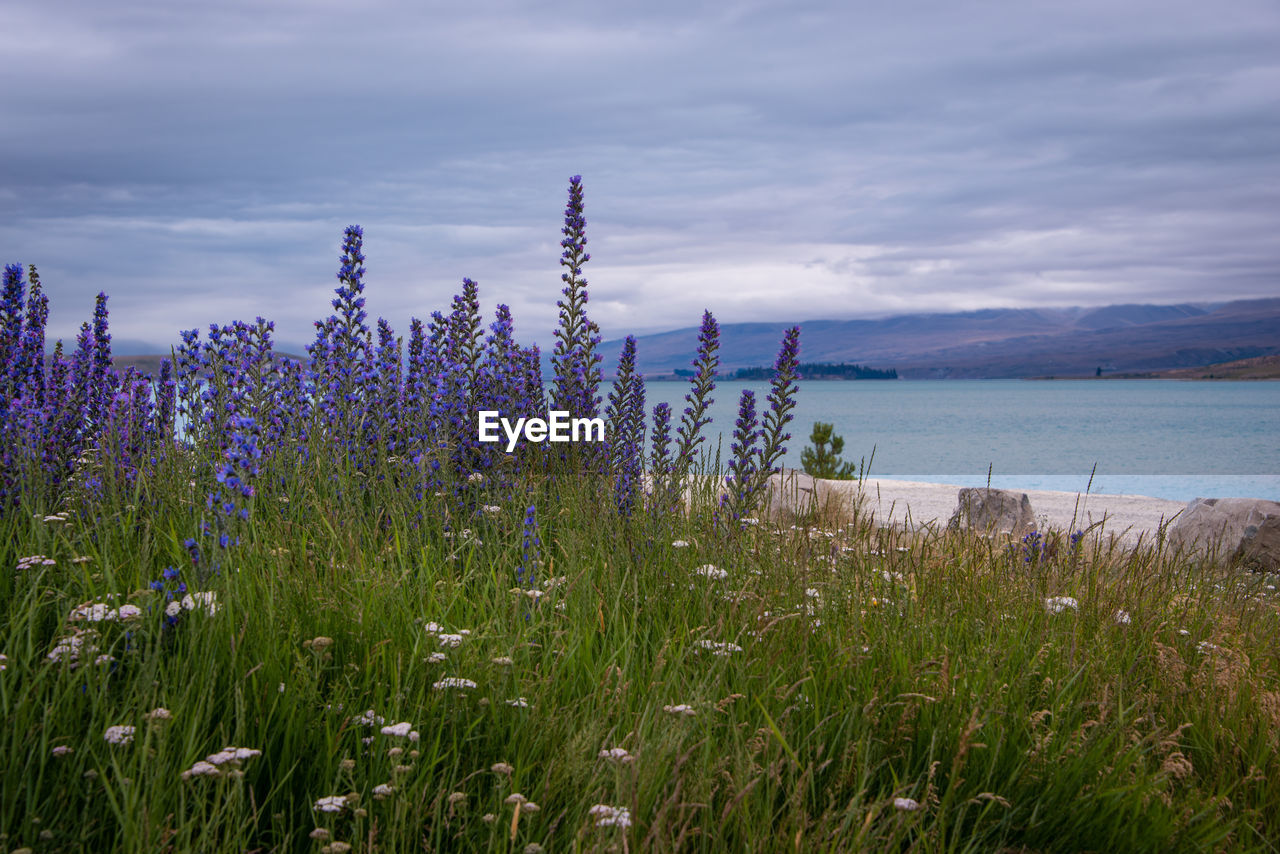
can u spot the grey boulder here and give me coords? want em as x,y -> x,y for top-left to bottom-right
948,487 -> 1036,537
1168,497 -> 1280,570
761,469 -> 853,523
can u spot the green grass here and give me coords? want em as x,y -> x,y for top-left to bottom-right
2,451 -> 1279,853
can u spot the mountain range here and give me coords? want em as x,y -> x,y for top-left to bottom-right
596,299 -> 1280,379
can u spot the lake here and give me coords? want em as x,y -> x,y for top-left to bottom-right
643,379 -> 1280,502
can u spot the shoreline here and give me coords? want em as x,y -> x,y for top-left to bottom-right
830,477 -> 1190,545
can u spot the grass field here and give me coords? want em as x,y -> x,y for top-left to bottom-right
3,454 -> 1279,852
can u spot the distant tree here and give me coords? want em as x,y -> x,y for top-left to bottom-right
1096,366 -> 1103,377
800,422 -> 859,480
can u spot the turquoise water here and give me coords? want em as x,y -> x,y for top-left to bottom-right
644,380 -> 1280,502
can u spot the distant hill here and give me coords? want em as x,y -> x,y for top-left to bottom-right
1093,353 -> 1280,380
601,299 -> 1280,379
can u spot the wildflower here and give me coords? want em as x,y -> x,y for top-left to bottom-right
1178,628 -> 1191,636
329,843 -> 352,854
482,813 -> 496,824
481,505 -> 501,514
598,747 -> 634,763
380,722 -> 413,737
180,591 -> 219,616
694,564 -> 727,580
433,677 -> 477,691
314,795 -> 348,813
52,745 -> 73,757
1197,641 -> 1218,654
373,783 -> 394,799
116,604 -> 142,620
181,761 -> 220,779
893,797 -> 920,811
588,804 -> 632,828
0,653 -> 6,670
205,746 -> 262,765
69,602 -> 113,622
663,703 -> 696,716
304,636 -> 334,651
672,539 -> 690,548
1114,610 -> 1132,625
491,656 -> 514,666
437,633 -> 466,648
426,652 -> 447,663
1044,596 -> 1078,614
693,639 -> 743,656
506,697 -> 530,708
47,631 -> 96,665
94,654 -> 115,666
517,504 -> 540,589
447,791 -> 466,806
423,621 -> 444,634
104,725 -> 135,746
309,829 -> 330,841
491,762 -> 514,775
505,793 -> 528,806
351,710 -> 386,726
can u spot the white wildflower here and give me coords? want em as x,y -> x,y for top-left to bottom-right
314,795 -> 348,813
491,656 -> 514,666
1113,610 -> 1132,625
1178,628 -> 1191,636
423,621 -> 444,635
0,653 -> 7,670
1197,641 -> 1218,654
351,710 -> 386,727
426,652 -> 447,663
206,746 -> 261,765
1044,596 -> 1078,614
506,697 -> 530,708
694,564 -> 728,580
94,654 -> 115,666
438,633 -> 466,648
893,797 -> 920,811
373,783 -> 395,799
481,504 -> 501,514
181,761 -> 220,779
598,747 -> 634,763
165,601 -> 182,618
104,725 -> 135,745
671,540 -> 690,548
52,745 -> 73,757
433,677 -> 477,691
380,722 -> 413,737
180,591 -> 219,616
693,639 -> 743,656
804,587 -> 821,599
588,804 -> 632,828
69,602 -> 114,622
663,703 -> 696,716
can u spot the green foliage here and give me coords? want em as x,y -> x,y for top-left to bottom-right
800,420 -> 859,480
2,453 -> 1279,851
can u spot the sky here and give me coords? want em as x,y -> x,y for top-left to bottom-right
3,0 -> 1278,353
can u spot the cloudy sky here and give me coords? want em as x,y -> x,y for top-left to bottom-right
3,0 -> 1278,352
